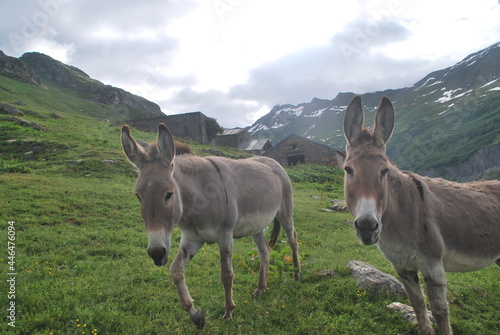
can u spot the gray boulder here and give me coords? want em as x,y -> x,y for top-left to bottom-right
347,260 -> 406,297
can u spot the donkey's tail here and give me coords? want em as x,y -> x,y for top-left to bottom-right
269,217 -> 281,249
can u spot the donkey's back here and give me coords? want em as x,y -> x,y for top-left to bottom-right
203,155 -> 293,226
422,177 -> 500,272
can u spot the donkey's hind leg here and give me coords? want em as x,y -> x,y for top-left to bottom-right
219,235 -> 237,320
252,230 -> 270,297
277,211 -> 301,280
170,238 -> 205,329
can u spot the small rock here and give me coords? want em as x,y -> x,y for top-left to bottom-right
387,302 -> 436,324
49,113 -> 65,120
6,117 -> 48,131
101,159 -> 119,166
321,208 -> 334,212
318,269 -> 339,278
31,146 -> 43,153
137,140 -> 149,149
347,260 -> 406,297
330,199 -> 349,212
311,195 -> 321,200
24,110 -> 49,119
0,102 -> 24,116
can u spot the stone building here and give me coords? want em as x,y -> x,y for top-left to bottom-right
240,139 -> 272,155
215,128 -> 250,148
125,111 -> 209,144
263,134 -> 345,167
215,128 -> 272,154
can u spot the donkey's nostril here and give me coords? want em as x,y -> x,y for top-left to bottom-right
354,217 -> 379,232
148,246 -> 167,266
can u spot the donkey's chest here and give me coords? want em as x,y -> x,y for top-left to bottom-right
377,235 -> 419,270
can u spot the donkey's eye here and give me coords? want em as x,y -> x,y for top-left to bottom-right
165,192 -> 174,201
381,168 -> 390,179
344,166 -> 354,175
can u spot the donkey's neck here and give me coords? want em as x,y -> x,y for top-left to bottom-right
384,167 -> 426,222
377,166 -> 430,261
172,155 -> 225,199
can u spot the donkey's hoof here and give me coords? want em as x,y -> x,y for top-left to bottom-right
222,310 -> 234,320
190,309 -> 205,329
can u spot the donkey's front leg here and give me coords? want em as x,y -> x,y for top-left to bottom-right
219,237 -> 236,319
397,269 -> 435,335
422,263 -> 452,335
170,238 -> 205,329
252,230 -> 270,297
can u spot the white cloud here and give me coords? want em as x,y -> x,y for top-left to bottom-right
0,0 -> 499,128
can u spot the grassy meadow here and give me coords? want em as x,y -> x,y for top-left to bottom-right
1,77 -> 499,334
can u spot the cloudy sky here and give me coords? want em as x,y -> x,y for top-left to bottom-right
1,0 -> 499,127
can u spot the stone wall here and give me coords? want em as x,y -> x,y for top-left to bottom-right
264,134 -> 344,167
125,112 -> 209,144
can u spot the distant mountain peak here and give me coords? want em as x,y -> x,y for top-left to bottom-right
249,41 -> 500,180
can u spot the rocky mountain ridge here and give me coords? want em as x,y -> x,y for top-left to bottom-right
0,51 -> 163,119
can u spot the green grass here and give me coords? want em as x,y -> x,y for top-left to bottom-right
1,172 -> 498,335
0,76 -> 499,334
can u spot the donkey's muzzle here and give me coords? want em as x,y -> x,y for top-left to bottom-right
354,216 -> 380,245
148,246 -> 168,266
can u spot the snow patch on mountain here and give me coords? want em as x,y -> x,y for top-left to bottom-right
435,88 -> 472,103
248,123 -> 267,133
304,107 -> 328,118
481,78 -> 499,89
278,105 -> 303,117
415,77 -> 444,90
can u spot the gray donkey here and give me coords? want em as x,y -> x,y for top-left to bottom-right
343,95 -> 500,335
121,123 -> 300,328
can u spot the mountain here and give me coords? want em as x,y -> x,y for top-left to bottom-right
0,51 -> 163,120
249,42 -> 500,180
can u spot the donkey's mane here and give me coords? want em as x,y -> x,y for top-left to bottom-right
144,140 -> 193,161
358,128 -> 377,144
401,171 -> 425,201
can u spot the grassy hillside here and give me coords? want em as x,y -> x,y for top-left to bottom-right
1,76 -> 499,334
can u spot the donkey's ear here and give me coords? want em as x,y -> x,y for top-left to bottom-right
373,96 -> 395,147
157,123 -> 175,168
344,95 -> 364,146
121,125 -> 146,168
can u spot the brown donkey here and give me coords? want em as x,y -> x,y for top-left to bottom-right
121,123 -> 300,329
343,96 -> 500,335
